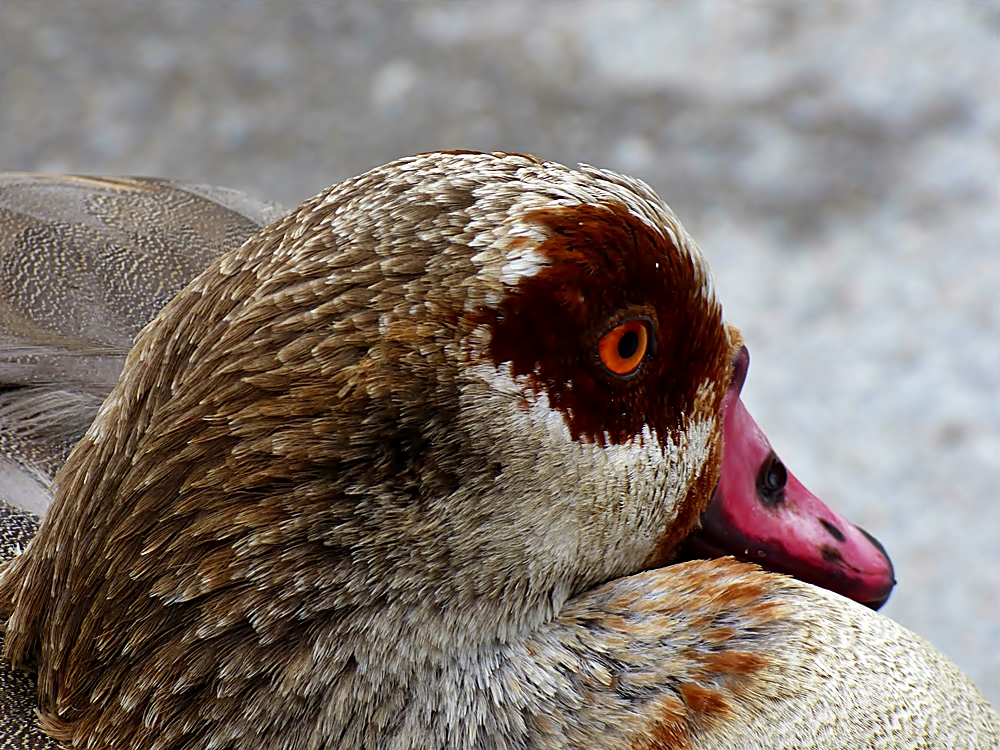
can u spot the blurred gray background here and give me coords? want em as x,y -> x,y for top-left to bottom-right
2,0 -> 997,706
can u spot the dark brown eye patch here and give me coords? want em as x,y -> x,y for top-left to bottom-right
480,202 -> 728,446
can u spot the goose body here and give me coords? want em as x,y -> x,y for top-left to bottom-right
0,153 -> 995,748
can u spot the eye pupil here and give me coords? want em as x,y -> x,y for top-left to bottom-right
617,331 -> 639,360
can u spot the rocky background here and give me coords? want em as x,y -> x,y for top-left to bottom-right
2,1 -> 997,706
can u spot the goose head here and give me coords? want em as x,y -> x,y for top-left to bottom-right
0,151 -> 893,744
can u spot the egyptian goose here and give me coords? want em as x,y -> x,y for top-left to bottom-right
0,153 -> 994,748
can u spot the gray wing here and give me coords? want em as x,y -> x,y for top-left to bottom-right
0,174 -> 285,514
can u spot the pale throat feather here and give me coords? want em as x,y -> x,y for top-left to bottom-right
461,359 -> 718,618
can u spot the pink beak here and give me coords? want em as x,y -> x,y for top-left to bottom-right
679,347 -> 896,610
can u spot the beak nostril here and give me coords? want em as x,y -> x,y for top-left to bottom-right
819,518 -> 846,543
755,451 -> 787,507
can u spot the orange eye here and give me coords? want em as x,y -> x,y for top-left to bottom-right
597,318 -> 653,378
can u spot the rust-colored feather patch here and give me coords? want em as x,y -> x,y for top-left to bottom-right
556,559 -> 786,750
700,650 -> 769,676
678,681 -> 730,718
636,694 -> 690,750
